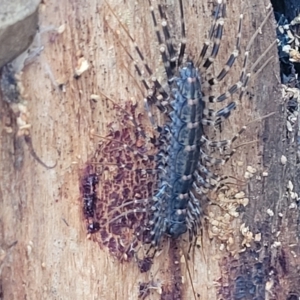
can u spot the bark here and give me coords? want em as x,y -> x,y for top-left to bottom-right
272,0 -> 300,22
1,0 -> 296,299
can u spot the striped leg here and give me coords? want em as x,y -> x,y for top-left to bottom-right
199,3 -> 226,73
187,191 -> 204,239
196,0 -> 225,67
202,12 -> 244,81
98,91 -> 146,137
148,0 -> 187,80
104,0 -> 170,121
199,9 -> 244,104
200,8 -> 274,137
202,112 -> 275,162
203,102 -> 237,125
202,8 -> 274,104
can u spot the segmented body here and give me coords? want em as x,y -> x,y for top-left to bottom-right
149,62 -> 204,245
81,0 -> 273,260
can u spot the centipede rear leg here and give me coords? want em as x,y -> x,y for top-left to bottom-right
86,89 -> 168,261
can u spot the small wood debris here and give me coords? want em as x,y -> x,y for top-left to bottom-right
281,155 -> 287,165
74,57 -> 90,77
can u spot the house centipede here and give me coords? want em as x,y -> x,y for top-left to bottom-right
81,0 -> 275,273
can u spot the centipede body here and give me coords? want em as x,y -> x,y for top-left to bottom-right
80,0 -> 276,298
0,0 -> 282,299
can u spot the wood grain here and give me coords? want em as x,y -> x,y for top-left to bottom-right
1,0 -> 296,299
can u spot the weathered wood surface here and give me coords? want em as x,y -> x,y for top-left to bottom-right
1,0 -> 298,299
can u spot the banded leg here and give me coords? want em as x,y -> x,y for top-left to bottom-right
157,2 -> 177,72
104,0 -> 170,119
177,0 -> 187,67
199,129 -> 248,166
93,120 -> 166,177
201,12 -> 244,81
148,0 -> 187,80
201,46 -> 274,125
202,8 -> 274,105
94,134 -> 155,161
109,207 -> 149,226
194,167 -> 220,191
97,140 -> 169,229
204,125 -> 247,151
202,112 -> 275,163
99,91 -> 146,137
106,182 -> 169,242
203,102 -> 237,125
200,8 -> 226,72
196,0 -> 225,66
199,10 -> 245,102
197,162 -> 219,180
193,164 -> 239,201
187,191 -> 204,239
